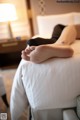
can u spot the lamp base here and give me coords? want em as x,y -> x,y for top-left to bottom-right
8,21 -> 13,39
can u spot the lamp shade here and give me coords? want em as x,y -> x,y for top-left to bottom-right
0,3 -> 17,22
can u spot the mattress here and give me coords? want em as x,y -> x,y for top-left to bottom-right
21,40 -> 80,110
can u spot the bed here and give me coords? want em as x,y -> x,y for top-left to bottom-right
10,12 -> 80,120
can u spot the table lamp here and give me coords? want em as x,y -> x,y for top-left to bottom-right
0,3 -> 17,39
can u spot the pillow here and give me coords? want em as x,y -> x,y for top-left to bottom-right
37,12 -> 80,38
37,13 -> 74,37
73,12 -> 80,24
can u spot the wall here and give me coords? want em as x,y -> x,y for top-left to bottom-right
0,0 -> 31,39
30,0 -> 80,35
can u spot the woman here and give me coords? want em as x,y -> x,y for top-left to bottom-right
21,24 -> 78,63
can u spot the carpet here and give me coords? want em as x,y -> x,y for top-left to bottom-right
0,68 -> 16,120
0,68 -> 28,120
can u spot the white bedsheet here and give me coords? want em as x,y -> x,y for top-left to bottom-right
10,40 -> 80,119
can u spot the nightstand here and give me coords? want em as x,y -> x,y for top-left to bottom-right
0,39 -> 27,67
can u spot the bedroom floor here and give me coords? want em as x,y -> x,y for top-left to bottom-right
0,68 -> 16,120
0,68 -> 28,120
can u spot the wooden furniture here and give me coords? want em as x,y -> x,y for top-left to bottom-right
0,39 -> 27,67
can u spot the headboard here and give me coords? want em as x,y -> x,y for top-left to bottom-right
26,0 -> 80,35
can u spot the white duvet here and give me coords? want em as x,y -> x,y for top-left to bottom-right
10,40 -> 80,120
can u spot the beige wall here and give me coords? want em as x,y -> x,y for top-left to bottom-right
0,0 -> 28,21
0,0 -> 31,39
41,0 -> 80,15
30,0 -> 80,35
1,0 -> 79,38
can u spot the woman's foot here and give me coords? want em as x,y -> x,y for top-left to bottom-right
21,46 -> 36,61
21,44 -> 73,64
30,44 -> 74,63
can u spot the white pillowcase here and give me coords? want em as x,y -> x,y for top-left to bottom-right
37,12 -> 80,38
